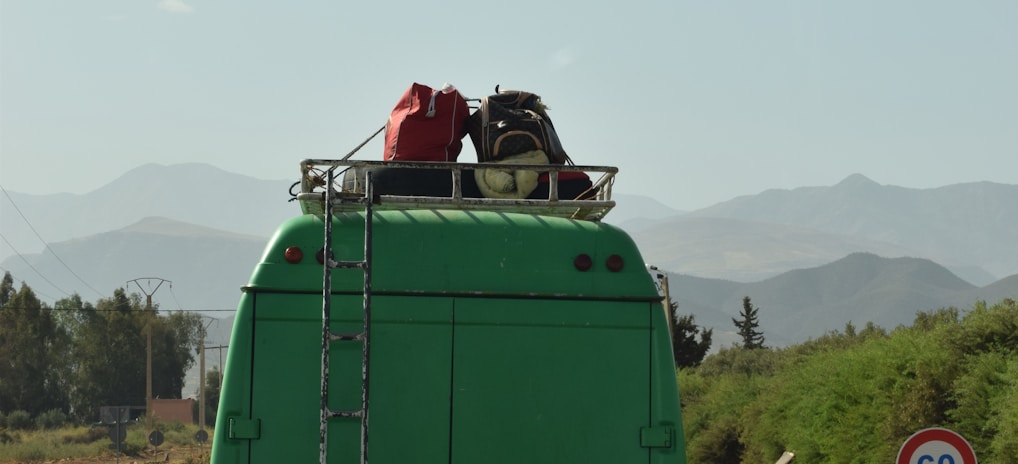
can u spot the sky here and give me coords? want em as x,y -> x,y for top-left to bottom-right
1,0 -> 1016,212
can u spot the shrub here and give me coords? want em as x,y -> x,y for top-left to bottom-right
11,441 -> 47,462
0,430 -> 17,444
62,426 -> 107,444
35,409 -> 67,429
6,410 -> 32,430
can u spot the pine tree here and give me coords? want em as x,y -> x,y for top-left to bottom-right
733,296 -> 765,349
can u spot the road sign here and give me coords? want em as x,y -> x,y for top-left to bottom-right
108,423 -> 127,443
195,429 -> 209,443
897,428 -> 977,464
148,430 -> 165,447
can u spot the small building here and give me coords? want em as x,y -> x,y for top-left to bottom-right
152,398 -> 195,424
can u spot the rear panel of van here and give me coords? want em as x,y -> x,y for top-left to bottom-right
211,211 -> 685,464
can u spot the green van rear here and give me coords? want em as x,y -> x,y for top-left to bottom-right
210,161 -> 686,463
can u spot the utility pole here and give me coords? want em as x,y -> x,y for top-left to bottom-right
198,315 -> 227,432
199,323 -> 206,433
126,277 -> 171,425
201,344 -> 228,428
197,317 -> 215,433
201,343 -> 230,423
203,345 -> 229,387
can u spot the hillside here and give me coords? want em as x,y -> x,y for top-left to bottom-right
0,216 -> 265,312
630,216 -> 922,282
2,164 -> 1017,350
0,163 -> 294,262
686,174 -> 1018,281
669,253 -> 1017,347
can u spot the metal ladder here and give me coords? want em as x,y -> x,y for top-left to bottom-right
319,168 -> 374,464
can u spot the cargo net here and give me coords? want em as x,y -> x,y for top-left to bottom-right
295,159 -> 617,221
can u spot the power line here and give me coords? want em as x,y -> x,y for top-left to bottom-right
0,231 -> 71,298
0,184 -> 104,298
0,266 -> 61,302
168,284 -> 186,311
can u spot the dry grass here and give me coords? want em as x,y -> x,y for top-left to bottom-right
0,422 -> 214,464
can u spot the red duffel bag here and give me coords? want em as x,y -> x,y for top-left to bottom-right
383,83 -> 469,162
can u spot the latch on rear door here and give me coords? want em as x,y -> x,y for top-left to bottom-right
640,426 -> 673,448
228,417 -> 261,440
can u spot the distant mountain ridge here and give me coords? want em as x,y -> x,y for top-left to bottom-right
629,216 -> 926,282
686,173 -> 1018,280
2,164 -> 1016,350
1,216 -> 266,312
0,163 -> 294,261
669,252 -> 1017,347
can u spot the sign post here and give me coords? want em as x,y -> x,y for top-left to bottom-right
896,428 -> 977,464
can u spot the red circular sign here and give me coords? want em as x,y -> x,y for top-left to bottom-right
896,428 -> 977,464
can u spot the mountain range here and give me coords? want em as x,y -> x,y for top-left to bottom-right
619,173 -> 1018,286
672,252 -> 1018,347
2,163 -> 1017,352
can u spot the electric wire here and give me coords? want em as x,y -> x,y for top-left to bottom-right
168,282 -> 186,311
0,264 -> 60,302
0,184 -> 104,298
0,231 -> 72,297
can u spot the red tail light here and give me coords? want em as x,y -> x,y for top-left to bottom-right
284,246 -> 303,264
574,254 -> 593,271
606,254 -> 624,272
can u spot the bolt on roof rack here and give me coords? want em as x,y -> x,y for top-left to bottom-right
296,159 -> 617,221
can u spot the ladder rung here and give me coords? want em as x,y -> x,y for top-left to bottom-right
328,259 -> 367,269
326,408 -> 364,419
330,331 -> 364,342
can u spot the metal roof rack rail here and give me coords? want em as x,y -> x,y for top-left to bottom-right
295,159 -> 617,221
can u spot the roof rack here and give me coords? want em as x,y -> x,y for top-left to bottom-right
296,159 -> 617,221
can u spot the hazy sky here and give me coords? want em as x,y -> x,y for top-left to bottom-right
1,0 -> 1016,212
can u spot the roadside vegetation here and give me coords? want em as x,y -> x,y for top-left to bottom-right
0,271 -> 219,463
679,298 -> 1018,463
3,270 -> 1016,462
0,417 -> 213,463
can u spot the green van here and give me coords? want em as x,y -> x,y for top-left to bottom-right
210,160 -> 686,464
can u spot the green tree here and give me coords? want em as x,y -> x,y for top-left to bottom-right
68,288 -> 201,421
69,288 -> 146,420
0,274 -> 68,415
0,271 -> 13,307
151,311 -> 203,399
670,299 -> 712,368
733,296 -> 765,349
203,367 -> 222,426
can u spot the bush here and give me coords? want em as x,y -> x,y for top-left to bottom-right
35,409 -> 67,429
10,441 -> 47,462
0,430 -> 17,444
0,426 -> 111,462
61,426 -> 107,444
154,419 -> 187,433
6,410 -> 32,430
0,410 -> 6,428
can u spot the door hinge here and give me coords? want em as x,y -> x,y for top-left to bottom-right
228,417 -> 261,440
640,426 -> 673,448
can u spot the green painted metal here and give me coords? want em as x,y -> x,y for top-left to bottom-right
245,210 -> 657,298
641,427 -> 674,448
228,418 -> 261,440
211,210 -> 687,463
451,299 -> 650,463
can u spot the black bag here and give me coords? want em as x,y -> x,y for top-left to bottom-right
466,88 -> 571,164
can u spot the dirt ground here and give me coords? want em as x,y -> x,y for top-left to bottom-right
17,446 -> 210,464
